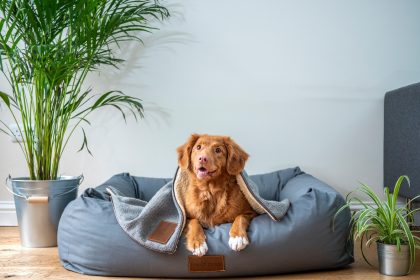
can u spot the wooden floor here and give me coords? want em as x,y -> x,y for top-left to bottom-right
1,227 -> 420,280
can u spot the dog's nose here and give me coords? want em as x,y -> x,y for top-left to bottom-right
198,155 -> 208,163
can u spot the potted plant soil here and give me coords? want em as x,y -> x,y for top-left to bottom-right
0,0 -> 169,247
335,175 -> 420,276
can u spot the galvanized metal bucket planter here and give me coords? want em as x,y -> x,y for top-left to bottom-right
377,242 -> 410,276
6,175 -> 83,248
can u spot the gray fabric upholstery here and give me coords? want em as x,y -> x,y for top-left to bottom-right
58,167 -> 353,277
384,83 -> 420,200
107,168 -> 290,254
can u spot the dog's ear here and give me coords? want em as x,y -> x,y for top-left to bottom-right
224,137 -> 249,175
177,134 -> 200,170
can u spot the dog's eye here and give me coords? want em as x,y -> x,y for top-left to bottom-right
196,145 -> 201,150
215,147 -> 221,153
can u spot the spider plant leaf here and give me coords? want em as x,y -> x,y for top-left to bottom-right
385,187 -> 392,209
405,194 -> 420,208
361,233 -> 374,267
359,183 -> 383,208
337,176 -> 420,270
396,210 -> 415,271
349,196 -> 372,209
366,235 -> 379,247
392,175 -> 410,209
333,204 -> 350,230
404,208 -> 420,218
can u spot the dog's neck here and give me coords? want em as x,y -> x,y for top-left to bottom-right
187,171 -> 237,227
189,171 -> 235,193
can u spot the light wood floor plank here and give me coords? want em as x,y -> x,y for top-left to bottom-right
1,226 -> 420,279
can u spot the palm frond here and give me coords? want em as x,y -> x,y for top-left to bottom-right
77,127 -> 92,156
0,0 -> 169,179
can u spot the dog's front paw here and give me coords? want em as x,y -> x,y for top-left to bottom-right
229,236 -> 249,251
187,240 -> 208,257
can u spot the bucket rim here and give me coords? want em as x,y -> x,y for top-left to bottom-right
9,175 -> 83,183
376,241 -> 409,247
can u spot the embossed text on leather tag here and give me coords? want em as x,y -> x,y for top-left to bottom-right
147,221 -> 177,244
188,255 -> 225,272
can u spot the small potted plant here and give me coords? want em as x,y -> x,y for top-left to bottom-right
0,0 -> 169,247
335,175 -> 420,276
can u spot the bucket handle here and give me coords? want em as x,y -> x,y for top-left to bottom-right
5,175 -> 26,199
77,174 -> 84,185
5,174 -> 83,201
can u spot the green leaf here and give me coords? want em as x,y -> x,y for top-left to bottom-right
332,203 -> 350,231
77,117 -> 92,126
361,233 -> 374,267
0,0 -> 170,180
87,90 -> 144,121
0,90 -> 10,107
396,211 -> 416,271
392,175 -> 410,209
77,128 -> 92,156
0,126 -> 10,135
335,175 -> 420,270
92,91 -> 114,109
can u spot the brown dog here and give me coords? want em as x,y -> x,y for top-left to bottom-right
177,134 -> 257,256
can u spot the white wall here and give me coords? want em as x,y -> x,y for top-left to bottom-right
1,0 -> 420,206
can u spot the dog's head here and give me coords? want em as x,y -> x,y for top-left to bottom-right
177,134 -> 249,181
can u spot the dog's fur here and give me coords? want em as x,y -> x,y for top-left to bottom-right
177,134 -> 257,256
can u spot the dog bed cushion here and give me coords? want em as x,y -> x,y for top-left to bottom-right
58,167 -> 353,277
105,167 -> 291,254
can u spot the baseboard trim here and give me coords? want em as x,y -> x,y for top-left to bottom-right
0,201 -> 17,226
349,201 -> 379,211
349,201 -> 406,211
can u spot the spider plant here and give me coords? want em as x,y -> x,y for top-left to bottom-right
0,0 -> 169,180
335,175 -> 420,272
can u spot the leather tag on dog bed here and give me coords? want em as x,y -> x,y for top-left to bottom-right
148,221 -> 177,244
188,256 -> 225,272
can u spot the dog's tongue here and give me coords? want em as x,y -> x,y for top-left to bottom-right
197,167 -> 208,179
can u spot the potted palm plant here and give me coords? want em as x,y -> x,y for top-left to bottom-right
0,0 -> 169,247
335,175 -> 420,276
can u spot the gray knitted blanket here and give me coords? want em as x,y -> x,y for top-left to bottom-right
107,168 -> 290,254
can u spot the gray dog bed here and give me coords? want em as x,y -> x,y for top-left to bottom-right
58,167 -> 353,277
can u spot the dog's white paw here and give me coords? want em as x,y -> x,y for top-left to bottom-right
229,236 -> 249,251
191,242 -> 208,257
